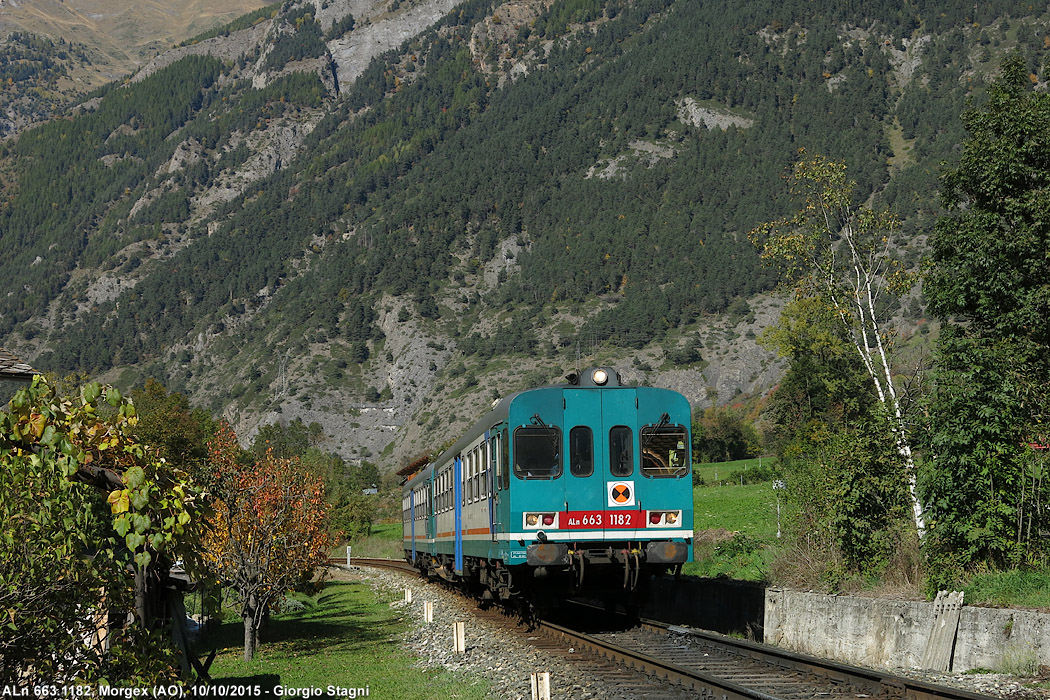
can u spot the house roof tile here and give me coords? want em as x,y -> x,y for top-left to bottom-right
0,347 -> 38,380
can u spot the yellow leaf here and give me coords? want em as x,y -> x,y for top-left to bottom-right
107,489 -> 130,514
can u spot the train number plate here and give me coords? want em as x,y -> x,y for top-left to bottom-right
562,510 -> 645,529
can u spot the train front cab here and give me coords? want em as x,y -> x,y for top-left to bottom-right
507,370 -> 693,592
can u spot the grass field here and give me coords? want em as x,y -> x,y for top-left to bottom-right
687,458 -> 780,581
341,522 -> 403,559
692,456 -> 778,487
963,568 -> 1050,610
204,574 -> 489,698
693,481 -> 781,539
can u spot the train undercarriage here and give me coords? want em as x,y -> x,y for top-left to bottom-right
408,540 -> 686,613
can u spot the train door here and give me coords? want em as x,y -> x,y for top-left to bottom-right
487,430 -> 500,542
453,455 -> 464,575
427,479 -> 436,542
600,387 -> 642,532
563,386 -> 642,537
408,489 -> 417,563
562,389 -> 606,525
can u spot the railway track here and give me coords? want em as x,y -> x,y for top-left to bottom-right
332,556 -> 416,573
544,615 -> 995,700
342,557 -> 995,700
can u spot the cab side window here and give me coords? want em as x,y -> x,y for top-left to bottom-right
513,426 -> 563,479
641,425 -> 689,478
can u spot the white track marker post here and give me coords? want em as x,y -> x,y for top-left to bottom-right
424,601 -> 433,623
530,672 -> 551,700
404,588 -> 412,603
453,621 -> 466,653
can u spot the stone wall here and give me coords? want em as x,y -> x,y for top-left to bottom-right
764,588 -> 1050,672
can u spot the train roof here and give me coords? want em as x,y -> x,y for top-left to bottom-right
402,367 -> 684,490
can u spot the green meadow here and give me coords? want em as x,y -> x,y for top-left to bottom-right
686,457 -> 780,582
204,575 -> 488,698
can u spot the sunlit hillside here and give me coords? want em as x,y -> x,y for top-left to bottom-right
0,0 -> 269,86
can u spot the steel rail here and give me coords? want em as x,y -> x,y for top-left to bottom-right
639,619 -> 994,700
538,618 -> 781,699
333,556 -> 417,574
340,559 -> 993,700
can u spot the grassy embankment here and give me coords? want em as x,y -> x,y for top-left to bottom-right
685,457 -> 781,582
341,522 -> 404,559
684,458 -> 1050,611
203,570 -> 489,697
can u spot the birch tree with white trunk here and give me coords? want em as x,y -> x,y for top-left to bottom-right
748,150 -> 926,539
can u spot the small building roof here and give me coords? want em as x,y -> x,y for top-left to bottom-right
0,347 -> 38,381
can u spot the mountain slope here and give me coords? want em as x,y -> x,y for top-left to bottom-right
2,0 -> 1049,469
0,0 -> 270,81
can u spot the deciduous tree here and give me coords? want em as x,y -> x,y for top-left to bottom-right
201,423 -> 332,661
749,151 -> 925,538
923,53 -> 1050,573
762,298 -> 913,584
691,406 -> 760,464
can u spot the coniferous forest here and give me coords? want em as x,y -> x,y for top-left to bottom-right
1,0 -> 1049,476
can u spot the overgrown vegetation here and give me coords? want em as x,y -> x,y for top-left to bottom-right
1,377 -> 206,683
922,53 -> 1050,586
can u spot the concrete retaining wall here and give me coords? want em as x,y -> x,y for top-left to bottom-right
764,588 -> 1050,672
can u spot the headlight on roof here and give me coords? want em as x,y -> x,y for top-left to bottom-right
592,369 -> 609,385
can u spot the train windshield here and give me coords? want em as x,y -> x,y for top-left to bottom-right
640,424 -> 689,477
569,426 -> 594,477
609,426 -> 634,477
513,426 -> 562,479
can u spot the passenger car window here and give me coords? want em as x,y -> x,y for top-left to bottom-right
609,426 -> 633,477
513,426 -> 562,479
641,425 -> 689,478
570,426 -> 594,477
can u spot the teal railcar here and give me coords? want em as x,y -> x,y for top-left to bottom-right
402,367 -> 693,599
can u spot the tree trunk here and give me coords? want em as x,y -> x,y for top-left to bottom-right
134,568 -> 147,626
242,594 -> 258,661
837,237 -> 927,540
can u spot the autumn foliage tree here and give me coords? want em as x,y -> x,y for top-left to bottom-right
201,423 -> 332,661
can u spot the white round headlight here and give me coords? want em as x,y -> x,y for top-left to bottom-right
592,369 -> 609,385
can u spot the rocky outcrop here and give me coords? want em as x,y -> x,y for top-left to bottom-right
677,97 -> 754,131
326,0 -> 469,92
131,23 -> 270,83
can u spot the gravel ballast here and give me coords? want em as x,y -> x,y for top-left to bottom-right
346,565 -> 1050,700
